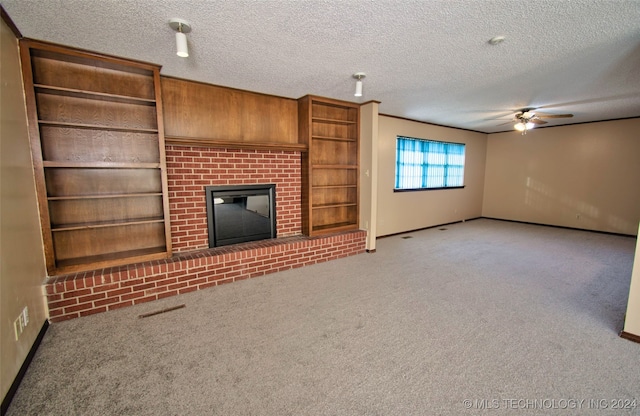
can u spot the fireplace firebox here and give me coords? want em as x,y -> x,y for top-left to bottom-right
205,184 -> 276,247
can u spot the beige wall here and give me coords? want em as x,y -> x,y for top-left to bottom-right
359,102 -> 379,250
623,222 -> 640,337
482,119 -> 640,236
1,19 -> 49,400
376,116 -> 487,236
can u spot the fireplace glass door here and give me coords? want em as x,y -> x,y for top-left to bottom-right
205,185 -> 276,247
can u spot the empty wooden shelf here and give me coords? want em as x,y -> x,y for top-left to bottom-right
298,96 -> 360,236
20,40 -> 172,274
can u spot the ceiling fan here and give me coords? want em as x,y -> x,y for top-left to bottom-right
503,108 -> 574,134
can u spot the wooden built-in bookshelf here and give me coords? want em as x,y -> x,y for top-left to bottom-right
298,96 -> 360,236
20,40 -> 172,274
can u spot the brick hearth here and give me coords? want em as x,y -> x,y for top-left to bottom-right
45,146 -> 366,322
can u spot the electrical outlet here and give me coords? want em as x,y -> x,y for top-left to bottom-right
13,307 -> 29,341
14,317 -> 22,341
20,312 -> 27,329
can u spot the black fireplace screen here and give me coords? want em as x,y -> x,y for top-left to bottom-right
205,184 -> 276,247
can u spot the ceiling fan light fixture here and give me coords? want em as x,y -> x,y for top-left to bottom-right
514,120 -> 535,133
505,108 -> 574,133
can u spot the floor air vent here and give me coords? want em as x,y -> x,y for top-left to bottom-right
401,236 -> 413,239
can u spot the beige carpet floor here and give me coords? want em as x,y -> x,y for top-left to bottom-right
6,219 -> 640,415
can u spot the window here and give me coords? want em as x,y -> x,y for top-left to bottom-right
395,136 -> 465,190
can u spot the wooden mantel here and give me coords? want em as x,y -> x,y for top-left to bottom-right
165,135 -> 307,152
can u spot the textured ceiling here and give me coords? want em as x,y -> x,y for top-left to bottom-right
3,0 -> 640,133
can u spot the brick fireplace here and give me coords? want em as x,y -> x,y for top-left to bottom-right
166,146 -> 302,251
45,145 -> 366,322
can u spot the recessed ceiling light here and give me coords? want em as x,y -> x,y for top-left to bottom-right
488,36 -> 506,45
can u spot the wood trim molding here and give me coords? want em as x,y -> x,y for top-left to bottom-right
20,38 -> 160,72
619,331 -> 640,344
376,218 -> 481,239
1,4 -> 22,38
482,217 -> 636,238
165,135 -> 308,152
303,94 -> 361,108
379,113 -> 486,134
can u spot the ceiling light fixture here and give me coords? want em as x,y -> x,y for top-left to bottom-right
353,72 -> 366,97
169,18 -> 192,58
514,120 -> 535,133
488,35 -> 506,45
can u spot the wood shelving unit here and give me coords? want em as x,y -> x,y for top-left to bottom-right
298,95 -> 360,236
20,40 -> 172,274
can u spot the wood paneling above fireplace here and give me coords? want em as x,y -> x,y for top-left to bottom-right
161,77 -> 305,152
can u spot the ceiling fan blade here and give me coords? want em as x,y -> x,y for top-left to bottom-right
530,118 -> 547,125
534,112 -> 574,118
497,120 -> 515,126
